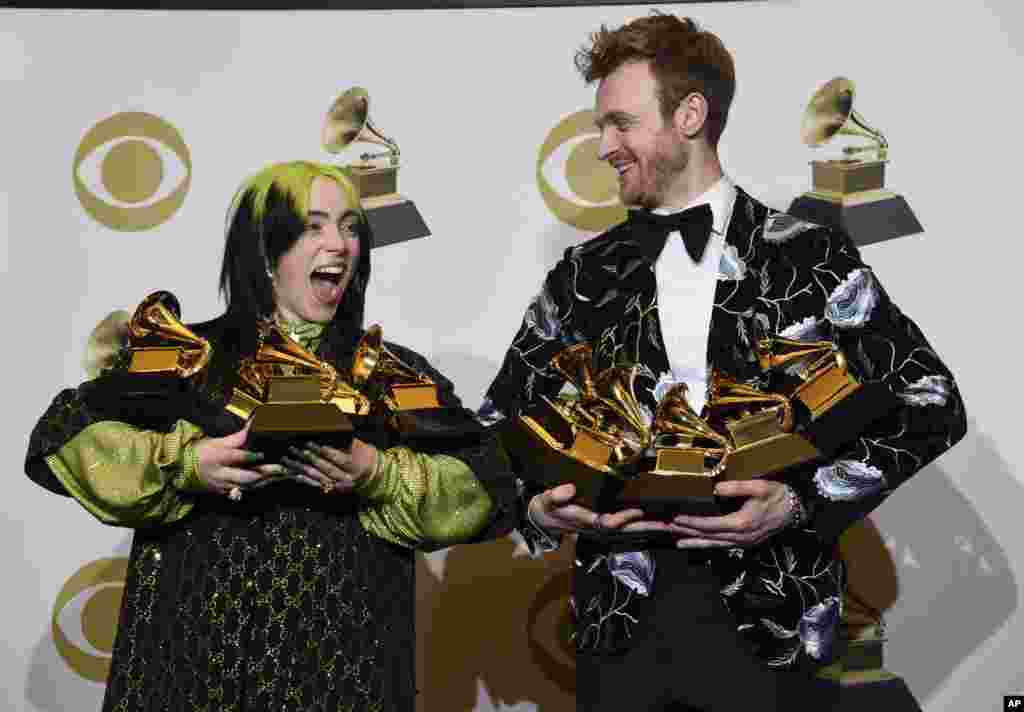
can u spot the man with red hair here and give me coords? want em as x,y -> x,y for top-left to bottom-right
483,13 -> 964,711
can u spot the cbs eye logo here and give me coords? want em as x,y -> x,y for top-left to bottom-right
52,557 -> 128,682
537,109 -> 625,233
73,112 -> 191,231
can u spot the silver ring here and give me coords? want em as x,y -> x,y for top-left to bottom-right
228,486 -> 243,501
593,513 -> 606,530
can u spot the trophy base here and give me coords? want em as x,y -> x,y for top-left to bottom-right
610,448 -> 726,518
349,164 -> 397,198
87,371 -> 193,430
391,407 -> 483,446
789,192 -> 923,246
497,415 -> 621,511
722,431 -> 823,481
610,431 -> 822,519
128,346 -> 184,374
363,198 -> 430,248
810,159 -> 886,195
245,402 -> 355,461
799,382 -> 902,457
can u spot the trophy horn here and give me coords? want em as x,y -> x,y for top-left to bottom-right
653,383 -> 732,451
352,324 -> 432,388
755,336 -> 840,376
592,365 -> 651,447
706,369 -> 794,434
322,86 -> 400,165
127,291 -> 211,378
549,343 -> 598,399
259,321 -> 331,374
800,77 -> 888,160
254,322 -> 369,412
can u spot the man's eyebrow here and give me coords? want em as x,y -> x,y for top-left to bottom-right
594,110 -> 635,129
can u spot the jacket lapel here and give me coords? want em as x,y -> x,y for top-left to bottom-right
705,187 -> 770,382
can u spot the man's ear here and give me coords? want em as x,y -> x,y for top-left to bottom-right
673,92 -> 709,140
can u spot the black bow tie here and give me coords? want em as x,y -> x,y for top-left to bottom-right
628,203 -> 714,263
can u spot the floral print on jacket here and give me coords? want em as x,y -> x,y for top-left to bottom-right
483,187 -> 966,668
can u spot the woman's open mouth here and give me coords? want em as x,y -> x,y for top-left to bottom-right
309,264 -> 347,305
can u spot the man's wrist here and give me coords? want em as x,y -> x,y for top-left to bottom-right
783,483 -> 807,529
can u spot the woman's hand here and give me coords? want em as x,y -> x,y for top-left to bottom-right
195,422 -> 283,498
281,438 -> 378,494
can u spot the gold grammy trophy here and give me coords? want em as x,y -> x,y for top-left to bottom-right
85,291 -> 212,430
352,324 -> 440,411
226,321 -> 367,456
352,324 -> 486,443
125,290 -> 212,379
789,77 -> 922,246
497,343 -> 647,509
322,87 -> 430,248
503,333 -> 900,516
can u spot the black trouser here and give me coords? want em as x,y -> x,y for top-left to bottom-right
575,549 -> 840,712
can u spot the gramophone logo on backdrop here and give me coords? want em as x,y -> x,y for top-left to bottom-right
52,557 -> 129,682
537,110 -> 626,232
73,112 -> 191,231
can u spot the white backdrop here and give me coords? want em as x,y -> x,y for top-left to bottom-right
2,1 -> 1022,710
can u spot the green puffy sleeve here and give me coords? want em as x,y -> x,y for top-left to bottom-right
44,419 -> 206,528
356,446 -> 493,551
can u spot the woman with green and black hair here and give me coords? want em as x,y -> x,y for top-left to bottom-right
25,160 -> 518,711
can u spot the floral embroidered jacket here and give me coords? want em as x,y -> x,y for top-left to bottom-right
482,187 -> 967,667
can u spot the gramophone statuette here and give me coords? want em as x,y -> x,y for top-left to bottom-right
322,86 -> 429,247
504,332 -> 900,517
124,290 -> 212,379
789,77 -> 922,245
82,291 -> 213,430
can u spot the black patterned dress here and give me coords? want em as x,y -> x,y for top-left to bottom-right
26,315 -> 518,712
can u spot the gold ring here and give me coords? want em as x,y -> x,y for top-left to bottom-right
228,486 -> 243,501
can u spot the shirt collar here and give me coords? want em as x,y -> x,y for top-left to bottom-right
653,174 -> 736,238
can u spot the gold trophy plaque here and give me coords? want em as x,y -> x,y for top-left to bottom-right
789,77 -> 922,246
322,87 -> 429,247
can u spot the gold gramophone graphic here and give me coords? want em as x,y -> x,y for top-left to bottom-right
322,87 -> 430,248
789,77 -> 922,246
124,291 -> 211,379
226,320 -> 367,453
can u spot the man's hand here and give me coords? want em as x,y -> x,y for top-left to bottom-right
281,438 -> 378,494
195,423 -> 284,496
668,479 -> 794,549
528,483 -> 672,536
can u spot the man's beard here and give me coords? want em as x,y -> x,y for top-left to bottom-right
627,135 -> 689,210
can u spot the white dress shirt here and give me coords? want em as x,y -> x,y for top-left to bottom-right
653,175 -> 737,414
